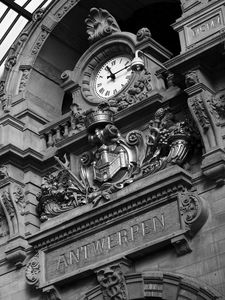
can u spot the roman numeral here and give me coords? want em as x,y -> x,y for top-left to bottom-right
113,89 -> 118,95
125,61 -> 130,66
99,88 -> 105,94
105,90 -> 110,97
97,83 -> 102,87
111,60 -> 116,66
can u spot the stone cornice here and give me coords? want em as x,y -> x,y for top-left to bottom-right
173,0 -> 225,30
27,166 -> 193,250
164,33 -> 225,72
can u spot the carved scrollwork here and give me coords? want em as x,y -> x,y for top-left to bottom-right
25,253 -> 40,287
136,27 -> 151,41
179,190 -> 208,235
97,265 -> 128,300
85,8 -> 121,44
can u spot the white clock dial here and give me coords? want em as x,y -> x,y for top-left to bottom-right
95,56 -> 132,99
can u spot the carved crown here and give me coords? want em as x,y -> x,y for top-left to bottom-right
84,105 -> 114,131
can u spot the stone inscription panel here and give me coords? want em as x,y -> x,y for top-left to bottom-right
186,10 -> 224,46
45,201 -> 181,283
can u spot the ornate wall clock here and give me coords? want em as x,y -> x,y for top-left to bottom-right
80,44 -> 135,104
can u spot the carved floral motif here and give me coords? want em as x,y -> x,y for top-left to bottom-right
37,103 -> 195,221
25,253 -> 40,287
97,265 -> 128,300
85,8 -> 121,43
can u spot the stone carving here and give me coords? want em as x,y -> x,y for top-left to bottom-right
85,8 -> 121,43
97,265 -> 128,300
37,103 -> 194,220
42,286 -> 61,300
210,91 -> 225,119
70,111 -> 85,133
171,234 -> 192,256
179,189 -> 208,235
1,190 -> 15,219
56,0 -> 77,20
136,27 -> 151,41
189,94 -> 210,132
31,29 -> 48,55
0,165 -> 8,180
25,253 -> 40,287
37,168 -> 86,221
18,68 -> 31,93
0,204 -> 9,239
13,185 -> 26,216
185,70 -> 199,87
109,70 -> 152,112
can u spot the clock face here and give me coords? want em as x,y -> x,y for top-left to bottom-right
94,56 -> 132,99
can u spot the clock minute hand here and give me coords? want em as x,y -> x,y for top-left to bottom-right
112,64 -> 131,77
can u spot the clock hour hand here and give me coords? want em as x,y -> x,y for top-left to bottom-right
107,64 -> 131,79
106,66 -> 115,80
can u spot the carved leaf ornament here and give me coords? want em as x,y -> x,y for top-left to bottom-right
85,8 -> 121,43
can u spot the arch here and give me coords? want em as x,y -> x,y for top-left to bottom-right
2,0 -> 182,121
85,271 -> 224,300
